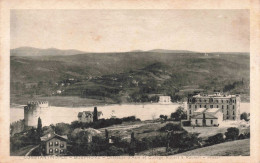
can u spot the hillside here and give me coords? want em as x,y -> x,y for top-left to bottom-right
174,139 -> 250,156
11,47 -> 85,56
10,48 -> 250,105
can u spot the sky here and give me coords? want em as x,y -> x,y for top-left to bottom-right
10,10 -> 249,52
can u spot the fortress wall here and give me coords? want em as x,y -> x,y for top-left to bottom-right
24,101 -> 49,127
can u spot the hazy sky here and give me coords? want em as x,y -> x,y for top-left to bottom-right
11,10 -> 249,52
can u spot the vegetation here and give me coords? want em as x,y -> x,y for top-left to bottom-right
240,112 -> 249,121
225,127 -> 239,140
170,106 -> 187,121
206,133 -> 225,145
11,50 -> 250,106
93,107 -> 98,122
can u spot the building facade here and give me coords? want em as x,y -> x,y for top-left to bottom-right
159,96 -> 172,104
40,133 -> 68,156
187,92 -> 240,121
191,108 -> 223,126
78,111 -> 103,123
24,101 -> 49,127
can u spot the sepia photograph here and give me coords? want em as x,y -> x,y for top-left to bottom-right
8,9 -> 251,157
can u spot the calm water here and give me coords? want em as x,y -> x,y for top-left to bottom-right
10,102 -> 250,126
10,103 -> 186,126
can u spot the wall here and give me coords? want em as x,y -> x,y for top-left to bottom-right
45,138 -> 67,155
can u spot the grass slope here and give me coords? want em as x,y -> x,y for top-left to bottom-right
174,139 -> 250,156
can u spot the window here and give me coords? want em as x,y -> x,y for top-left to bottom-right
217,105 -> 219,108
235,99 -> 236,103
233,105 -> 235,109
49,142 -> 53,146
211,120 -> 213,124
233,111 -> 235,115
60,149 -> 64,154
195,119 -> 198,124
216,100 -> 218,103
204,100 -> 206,102
189,105 -> 191,108
226,100 -> 228,103
189,110 -> 191,114
55,141 -> 59,146
49,148 -> 53,153
204,105 -> 206,108
199,99 -> 202,102
227,116 -> 229,119
227,111 -> 229,115
221,100 -> 223,103
55,148 -> 59,153
210,105 -> 213,108
222,105 -> 224,109
60,143 -> 64,148
195,105 -> 197,109
233,117 -> 235,120
200,105 -> 201,108
227,105 -> 229,109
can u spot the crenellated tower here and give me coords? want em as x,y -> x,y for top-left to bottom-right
24,101 -> 49,127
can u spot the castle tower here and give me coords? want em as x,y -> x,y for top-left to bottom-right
24,101 -> 49,127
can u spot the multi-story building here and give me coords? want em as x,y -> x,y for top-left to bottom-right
40,132 -> 68,156
187,92 -> 240,121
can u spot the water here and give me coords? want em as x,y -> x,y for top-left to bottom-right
10,102 -> 250,127
10,103 -> 185,126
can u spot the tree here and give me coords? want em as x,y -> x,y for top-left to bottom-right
240,112 -> 248,121
170,106 -> 187,121
36,117 -> 43,138
105,129 -> 109,143
159,115 -> 168,121
93,107 -> 98,122
129,132 -> 136,156
225,127 -> 239,140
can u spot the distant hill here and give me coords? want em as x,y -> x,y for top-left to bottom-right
10,48 -> 250,105
11,47 -> 86,56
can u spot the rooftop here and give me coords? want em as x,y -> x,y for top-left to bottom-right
194,108 -> 206,113
40,132 -> 68,142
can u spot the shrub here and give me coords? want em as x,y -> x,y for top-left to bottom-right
225,127 -> 239,140
159,123 -> 184,132
170,106 -> 187,121
206,133 -> 225,145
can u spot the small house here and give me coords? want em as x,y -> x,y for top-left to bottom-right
77,111 -> 103,123
40,133 -> 68,156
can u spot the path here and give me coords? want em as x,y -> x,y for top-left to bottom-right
25,145 -> 39,156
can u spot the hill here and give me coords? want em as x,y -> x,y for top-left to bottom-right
11,47 -> 85,56
174,139 -> 249,156
10,48 -> 250,105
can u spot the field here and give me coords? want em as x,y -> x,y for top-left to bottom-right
174,139 -> 250,156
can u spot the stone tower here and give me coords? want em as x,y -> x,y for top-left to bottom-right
24,101 -> 49,127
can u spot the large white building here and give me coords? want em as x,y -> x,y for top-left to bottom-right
187,92 -> 240,121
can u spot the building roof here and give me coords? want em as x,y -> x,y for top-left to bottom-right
192,94 -> 238,99
191,113 -> 218,119
205,108 -> 221,114
40,133 -> 68,142
78,111 -> 103,118
194,108 -> 206,113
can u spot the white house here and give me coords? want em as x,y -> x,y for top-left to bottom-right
159,96 -> 172,104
